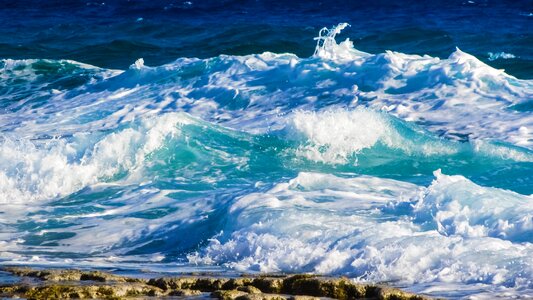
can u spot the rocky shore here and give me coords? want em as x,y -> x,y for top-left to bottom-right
0,267 -> 431,300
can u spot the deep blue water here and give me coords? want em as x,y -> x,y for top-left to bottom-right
2,0 -> 532,77
0,1 -> 532,299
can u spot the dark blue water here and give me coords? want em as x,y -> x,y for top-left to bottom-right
1,1 -> 532,299
2,0 -> 532,77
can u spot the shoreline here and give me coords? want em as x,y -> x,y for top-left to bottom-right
0,266 -> 431,299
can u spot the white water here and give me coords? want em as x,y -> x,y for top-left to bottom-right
0,23 -> 532,299
190,171 -> 533,298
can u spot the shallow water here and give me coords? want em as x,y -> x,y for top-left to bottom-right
0,1 -> 532,299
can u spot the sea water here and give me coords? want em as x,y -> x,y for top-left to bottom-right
0,1 -> 532,299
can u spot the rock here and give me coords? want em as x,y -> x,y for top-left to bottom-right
168,288 -> 203,296
2,267 -> 141,284
4,267 -> 82,281
147,277 -> 196,290
281,275 -> 423,300
288,296 -> 320,300
0,285 -> 30,296
282,275 -> 348,297
237,285 -> 262,294
212,289 -> 249,300
223,277 -> 255,290
235,293 -> 287,300
1,267 -> 432,300
5,283 -> 164,299
79,271 -> 140,283
376,286 -> 426,300
193,277 -> 230,291
146,276 -> 228,291
251,277 -> 284,293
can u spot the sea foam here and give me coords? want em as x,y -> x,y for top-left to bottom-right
191,171 -> 533,296
0,23 -> 532,299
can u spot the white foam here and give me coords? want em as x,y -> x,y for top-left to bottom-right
0,113 -> 191,204
487,52 -> 516,61
310,24 -> 533,149
287,108 -> 393,163
414,169 -> 533,241
313,23 -> 370,61
190,171 -> 533,295
2,37 -> 531,151
284,107 -> 532,164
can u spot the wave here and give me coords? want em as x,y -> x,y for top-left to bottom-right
1,105 -> 529,211
0,113 -> 193,203
0,23 -> 532,299
1,23 -> 531,148
285,107 -> 533,164
190,171 -> 533,296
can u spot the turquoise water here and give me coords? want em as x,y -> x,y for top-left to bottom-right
1,2 -> 533,298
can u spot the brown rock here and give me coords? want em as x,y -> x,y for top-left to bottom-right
376,286 -> 426,300
1,267 -> 431,300
212,289 -> 249,300
252,277 -> 284,293
169,288 -> 203,296
237,285 -> 262,294
288,296 -> 320,300
223,277 -> 255,290
235,293 -> 288,300
193,277 -> 230,291
147,277 -> 196,290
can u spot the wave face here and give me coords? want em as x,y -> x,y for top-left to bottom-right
1,24 -> 532,299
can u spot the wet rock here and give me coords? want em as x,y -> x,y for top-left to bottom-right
282,275 -> 359,299
79,271 -> 142,283
376,286 -> 426,300
23,283 -> 163,299
223,277 -> 255,290
0,285 -> 30,296
281,275 -> 425,300
212,289 -> 249,300
236,293 -> 288,300
1,267 -> 432,300
251,277 -> 284,293
194,277 -> 230,291
147,276 -> 228,291
4,267 -> 83,281
168,288 -> 203,296
3,267 -> 140,283
237,285 -> 262,294
147,277 -> 197,290
288,296 -> 321,300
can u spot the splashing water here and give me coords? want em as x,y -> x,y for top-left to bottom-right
0,22 -> 532,299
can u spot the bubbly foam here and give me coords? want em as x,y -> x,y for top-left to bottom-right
0,113 -> 191,204
287,108 -> 393,163
285,108 -> 533,164
0,24 -> 532,299
3,28 -> 531,149
190,171 -> 533,297
413,170 -> 533,242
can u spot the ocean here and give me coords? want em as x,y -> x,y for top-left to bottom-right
0,0 -> 532,298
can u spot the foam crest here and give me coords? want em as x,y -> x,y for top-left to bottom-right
308,24 -> 532,149
0,113 -> 191,203
313,23 -> 370,61
3,39 -> 531,151
287,108 -> 393,163
413,170 -> 533,241
191,172 -> 533,296
284,108 -> 533,165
